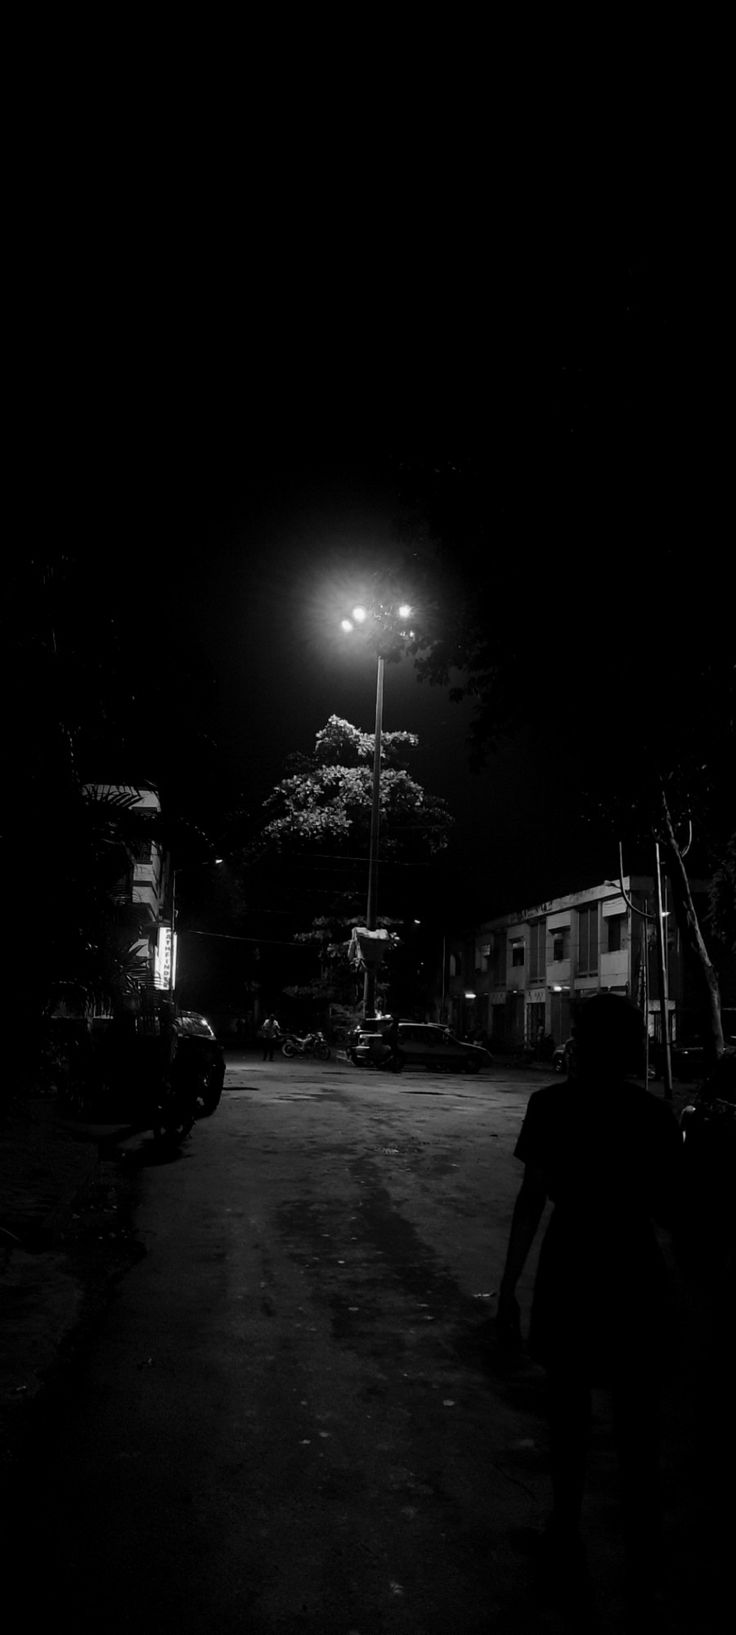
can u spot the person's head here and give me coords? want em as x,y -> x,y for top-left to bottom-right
572,993 -> 645,1083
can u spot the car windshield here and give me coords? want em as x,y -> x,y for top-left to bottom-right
176,1014 -> 215,1038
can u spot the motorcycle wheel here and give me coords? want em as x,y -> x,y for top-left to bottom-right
315,1042 -> 331,1060
282,1040 -> 296,1058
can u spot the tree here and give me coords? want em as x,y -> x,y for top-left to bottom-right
250,715 -> 453,1015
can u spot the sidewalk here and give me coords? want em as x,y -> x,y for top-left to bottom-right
0,1094 -> 140,1469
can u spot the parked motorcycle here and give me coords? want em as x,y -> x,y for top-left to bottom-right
281,1030 -> 331,1061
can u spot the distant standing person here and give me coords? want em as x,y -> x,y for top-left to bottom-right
384,1016 -> 405,1074
496,993 -> 683,1619
261,1014 -> 282,1062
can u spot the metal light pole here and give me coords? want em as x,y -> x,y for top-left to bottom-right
363,652 -> 385,1019
341,599 -> 413,1022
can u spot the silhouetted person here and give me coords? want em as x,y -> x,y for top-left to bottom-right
497,993 -> 683,1617
384,1016 -> 404,1073
261,1014 -> 281,1061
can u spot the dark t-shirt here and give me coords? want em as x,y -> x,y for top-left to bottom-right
514,1076 -> 683,1377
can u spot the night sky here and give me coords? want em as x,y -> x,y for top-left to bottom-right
17,195 -> 729,926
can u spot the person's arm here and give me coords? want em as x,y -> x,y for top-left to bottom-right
497,1163 -> 547,1346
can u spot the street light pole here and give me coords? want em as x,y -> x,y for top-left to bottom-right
364,653 -> 385,1019
340,597 -> 413,1023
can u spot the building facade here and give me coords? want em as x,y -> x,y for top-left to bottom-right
444,873 -> 700,1050
81,782 -> 170,1005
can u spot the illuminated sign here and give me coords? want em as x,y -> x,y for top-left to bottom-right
154,926 -> 177,990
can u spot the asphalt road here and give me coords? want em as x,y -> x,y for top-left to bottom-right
6,1056 -> 728,1633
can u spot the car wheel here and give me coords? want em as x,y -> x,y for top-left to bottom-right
152,1081 -> 195,1146
194,1065 -> 224,1118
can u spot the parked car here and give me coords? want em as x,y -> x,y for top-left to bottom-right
552,1037 -> 574,1074
173,1010 -> 226,1117
351,1021 -> 491,1074
50,1007 -> 226,1128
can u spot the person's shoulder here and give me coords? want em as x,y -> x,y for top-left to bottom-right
515,1079 -> 573,1161
521,1079 -> 573,1125
527,1079 -> 572,1108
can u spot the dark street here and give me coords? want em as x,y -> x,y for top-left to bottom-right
5,1057 -> 731,1633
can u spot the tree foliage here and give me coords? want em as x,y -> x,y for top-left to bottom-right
261,715 -> 451,861
252,714 -> 453,1013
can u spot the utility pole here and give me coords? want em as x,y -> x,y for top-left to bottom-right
617,842 -> 673,1102
653,841 -> 673,1100
641,898 -> 650,1084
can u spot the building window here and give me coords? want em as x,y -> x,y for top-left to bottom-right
576,904 -> 599,975
449,953 -> 458,978
606,913 -> 626,954
552,927 -> 569,962
529,919 -> 546,981
511,940 -> 525,968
